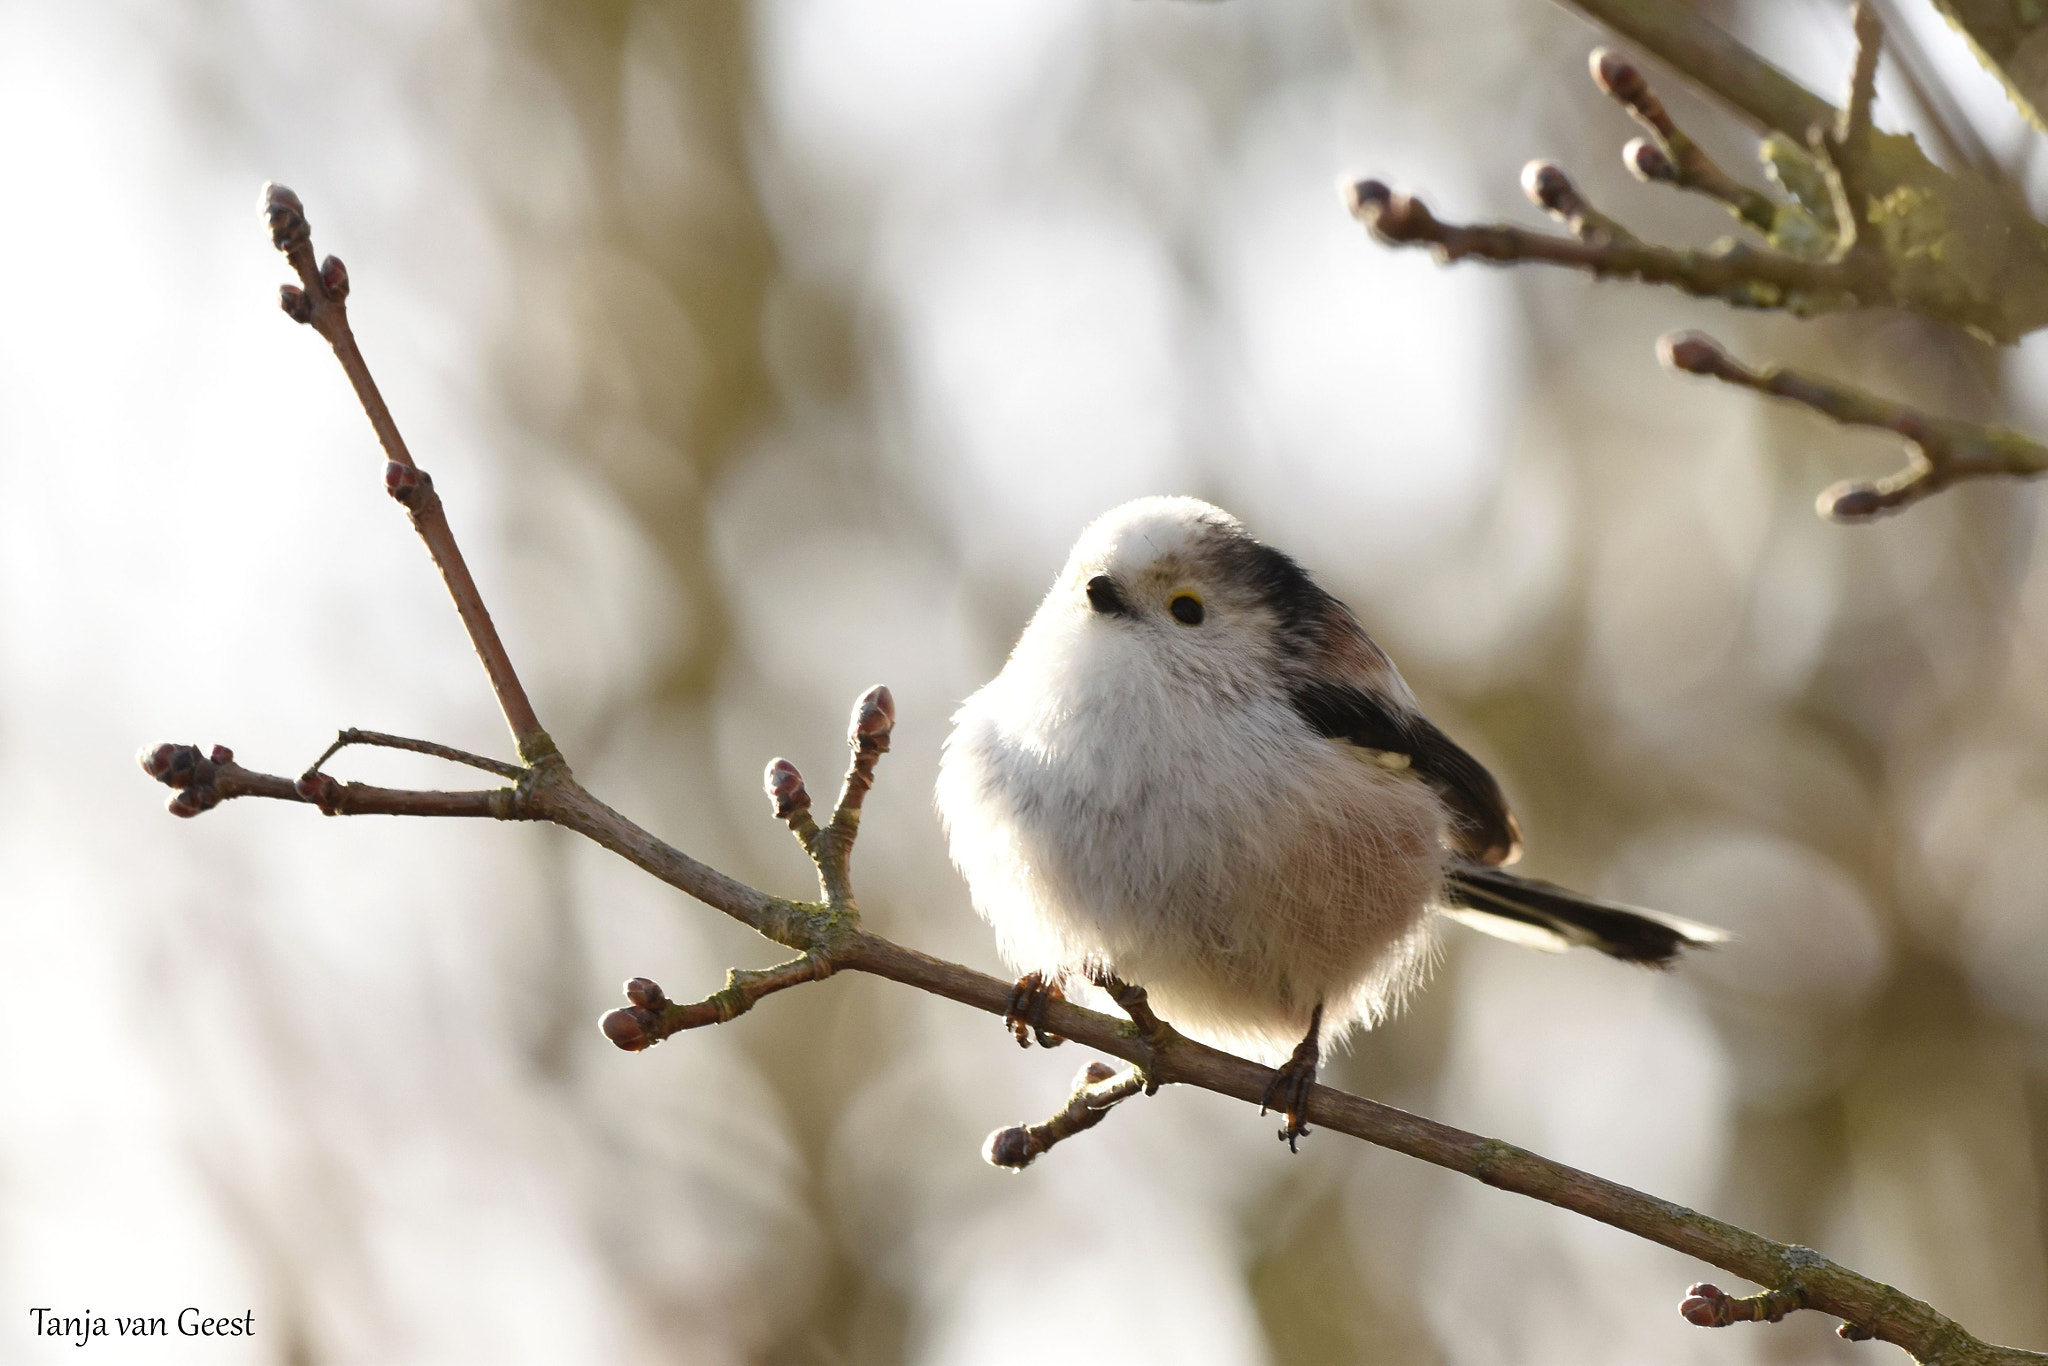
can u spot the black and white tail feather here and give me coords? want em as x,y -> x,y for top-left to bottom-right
1440,859 -> 1728,964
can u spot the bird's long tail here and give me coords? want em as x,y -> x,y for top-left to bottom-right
1439,860 -> 1728,965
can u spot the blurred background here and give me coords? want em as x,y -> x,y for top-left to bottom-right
6,0 -> 2048,1360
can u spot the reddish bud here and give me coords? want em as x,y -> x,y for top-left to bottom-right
624,977 -> 668,1010
1077,1061 -> 1117,1089
849,684 -> 895,748
140,742 -> 197,784
279,285 -> 314,324
1591,48 -> 1649,106
1657,330 -> 1724,376
1373,192 -> 1435,241
1345,180 -> 1438,244
1821,481 -> 1888,522
1520,160 -> 1577,216
982,1125 -> 1042,1170
167,785 -> 220,818
319,254 -> 349,299
384,460 -> 420,500
764,758 -> 810,821
1343,178 -> 1391,217
263,182 -> 309,252
601,1006 -> 658,1051
209,745 -> 234,766
295,771 -> 342,812
1623,137 -> 1676,183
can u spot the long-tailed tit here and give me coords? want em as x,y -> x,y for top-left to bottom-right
936,496 -> 1724,1146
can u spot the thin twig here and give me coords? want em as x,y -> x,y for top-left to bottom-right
261,185 -> 556,766
983,1062 -> 1147,1170
598,958 -> 837,1051
1590,48 -> 1777,231
1345,178 -> 1865,315
1815,2 -> 1886,275
763,685 -> 894,909
303,728 -> 523,781
1659,331 -> 2048,521
1838,3 -> 1883,159
1558,0 -> 1837,141
139,743 -> 516,819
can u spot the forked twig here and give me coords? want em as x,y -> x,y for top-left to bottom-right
1660,331 -> 2048,520
263,185 -> 555,766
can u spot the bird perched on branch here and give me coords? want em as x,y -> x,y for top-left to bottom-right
936,496 -> 1724,1147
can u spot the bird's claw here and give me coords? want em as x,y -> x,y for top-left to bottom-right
1006,972 -> 1066,1049
1261,1021 -> 1322,1152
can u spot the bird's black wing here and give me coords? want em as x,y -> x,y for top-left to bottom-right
1289,679 -> 1522,865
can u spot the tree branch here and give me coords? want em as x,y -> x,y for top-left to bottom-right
1362,4 -> 2048,343
1554,0 -> 1836,140
302,728 -> 525,781
140,185 -> 2048,1364
1659,331 -> 2048,521
1590,47 -> 1778,232
1349,4 -> 2048,525
1345,175 -> 1861,315
262,185 -> 557,766
982,1061 -> 1147,1170
139,742 -> 516,819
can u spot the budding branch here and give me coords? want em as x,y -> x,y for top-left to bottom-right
140,184 -> 2045,1366
1350,3 -> 2048,521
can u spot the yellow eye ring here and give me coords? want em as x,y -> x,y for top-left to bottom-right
1169,593 -> 1205,626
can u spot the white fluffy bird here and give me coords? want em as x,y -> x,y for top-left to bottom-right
936,496 -> 1722,1145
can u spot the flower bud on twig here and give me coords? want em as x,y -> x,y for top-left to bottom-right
319,254 -> 349,301
624,977 -> 669,1010
1623,137 -> 1676,184
764,758 -> 810,823
601,1006 -> 657,1051
278,285 -> 314,324
262,182 -> 308,253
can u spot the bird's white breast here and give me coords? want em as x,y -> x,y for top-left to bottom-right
936,611 -> 1449,1058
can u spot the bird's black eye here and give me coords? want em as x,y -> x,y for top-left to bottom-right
1169,593 -> 1205,626
1085,575 -> 1127,615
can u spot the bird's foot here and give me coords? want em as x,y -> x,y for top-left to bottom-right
1006,972 -> 1066,1049
1084,966 -> 1177,1094
1261,1006 -> 1324,1152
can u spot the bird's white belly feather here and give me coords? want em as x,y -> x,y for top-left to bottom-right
937,667 -> 1448,1058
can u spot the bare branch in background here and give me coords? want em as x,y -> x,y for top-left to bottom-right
1552,0 -> 2048,345
1345,38 -> 1894,319
1659,331 -> 2048,521
1352,2 -> 2048,524
136,187 -> 2048,1365
1589,47 -> 1778,231
1345,172 -> 1863,316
